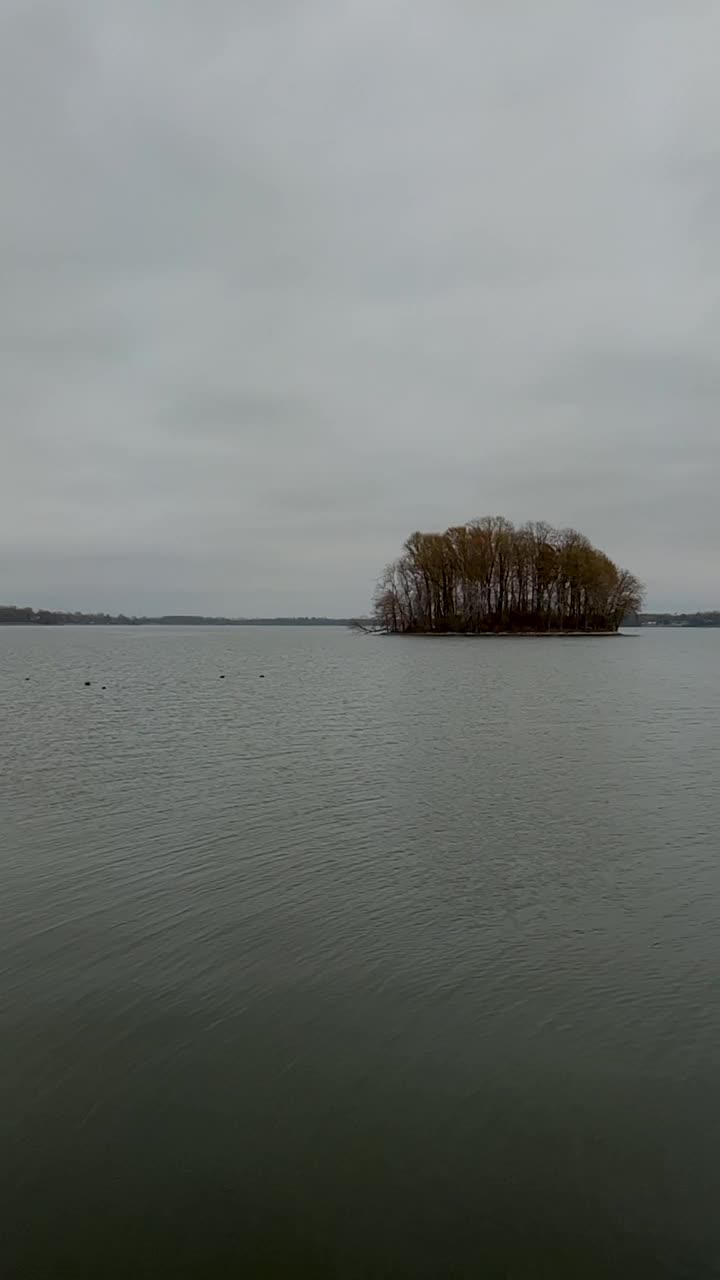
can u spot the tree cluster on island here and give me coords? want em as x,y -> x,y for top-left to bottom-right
369,517 -> 643,635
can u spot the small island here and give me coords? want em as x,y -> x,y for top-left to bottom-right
368,516 -> 643,635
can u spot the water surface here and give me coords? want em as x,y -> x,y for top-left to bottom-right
2,626 -> 719,1277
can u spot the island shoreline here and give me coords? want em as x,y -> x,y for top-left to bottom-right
362,629 -> 627,638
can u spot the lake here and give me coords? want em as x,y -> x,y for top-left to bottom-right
2,625 -> 719,1277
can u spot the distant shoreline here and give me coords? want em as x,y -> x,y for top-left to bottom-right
0,612 -> 350,628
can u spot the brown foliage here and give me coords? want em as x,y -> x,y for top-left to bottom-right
374,518 -> 643,634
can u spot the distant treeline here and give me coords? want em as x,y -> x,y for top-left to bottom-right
373,517 -> 643,634
640,612 -> 720,628
0,606 -> 349,627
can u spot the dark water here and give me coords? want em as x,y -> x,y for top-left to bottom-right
2,625 -> 720,1278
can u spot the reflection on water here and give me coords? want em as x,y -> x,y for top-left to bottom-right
2,626 -> 720,1276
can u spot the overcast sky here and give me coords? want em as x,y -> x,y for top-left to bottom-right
2,1 -> 718,614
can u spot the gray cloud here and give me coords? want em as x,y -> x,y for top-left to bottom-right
1,0 -> 719,613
